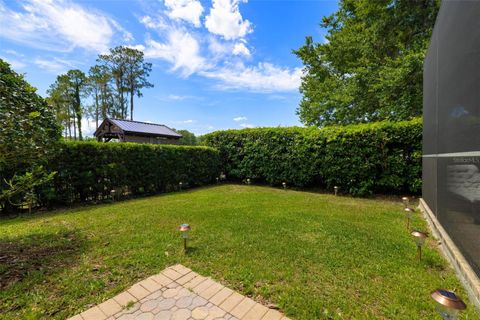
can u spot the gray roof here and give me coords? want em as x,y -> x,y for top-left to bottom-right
108,118 -> 182,138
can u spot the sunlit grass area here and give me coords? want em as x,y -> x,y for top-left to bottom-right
0,184 -> 477,319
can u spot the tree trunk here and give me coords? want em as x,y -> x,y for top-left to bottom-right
130,86 -> 134,120
74,87 -> 83,140
73,114 -> 77,140
95,90 -> 99,129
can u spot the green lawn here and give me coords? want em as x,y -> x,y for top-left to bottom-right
0,185 -> 477,319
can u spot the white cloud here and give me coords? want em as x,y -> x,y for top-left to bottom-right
164,0 -> 204,27
33,57 -> 77,73
239,123 -> 254,128
139,15 -> 168,30
182,119 -> 196,124
0,0 -> 128,52
232,42 -> 250,57
143,29 -> 207,77
205,0 -> 252,40
3,49 -> 25,57
208,37 -> 231,56
1,57 -> 26,69
168,94 -> 188,101
201,62 -> 302,92
233,116 -> 247,122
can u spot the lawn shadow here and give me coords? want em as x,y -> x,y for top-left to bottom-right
0,229 -> 86,290
184,246 -> 200,255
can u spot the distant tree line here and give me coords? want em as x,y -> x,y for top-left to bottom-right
294,0 -> 440,126
47,46 -> 153,140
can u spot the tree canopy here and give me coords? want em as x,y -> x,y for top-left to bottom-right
294,0 -> 439,126
175,129 -> 197,146
0,59 -> 61,211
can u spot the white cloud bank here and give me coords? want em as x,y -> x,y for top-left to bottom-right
164,0 -> 204,27
201,63 -> 302,92
137,0 -> 300,92
205,0 -> 252,40
143,29 -> 208,77
0,0 -> 129,52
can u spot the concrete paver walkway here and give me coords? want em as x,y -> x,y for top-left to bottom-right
68,264 -> 289,320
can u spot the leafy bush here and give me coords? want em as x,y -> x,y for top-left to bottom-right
38,141 -> 221,206
0,59 -> 61,213
203,119 -> 422,196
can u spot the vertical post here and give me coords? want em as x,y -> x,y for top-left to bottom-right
184,238 -> 187,253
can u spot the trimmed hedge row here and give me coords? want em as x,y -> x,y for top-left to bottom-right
203,119 -> 422,196
38,141 -> 221,206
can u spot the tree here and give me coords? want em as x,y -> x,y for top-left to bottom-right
88,65 -> 114,129
294,0 -> 439,126
47,70 -> 88,139
175,130 -> 197,145
66,70 -> 88,140
97,46 -> 153,120
0,59 -> 61,212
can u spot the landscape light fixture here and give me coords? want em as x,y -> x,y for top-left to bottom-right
334,186 -> 339,196
110,189 -> 116,201
402,196 -> 409,208
179,223 -> 191,252
216,177 -> 219,184
179,182 -> 183,190
246,178 -> 251,185
431,289 -> 466,320
282,182 -> 287,189
411,230 -> 428,260
404,207 -> 414,230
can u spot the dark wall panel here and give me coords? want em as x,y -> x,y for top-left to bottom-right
423,1 -> 480,278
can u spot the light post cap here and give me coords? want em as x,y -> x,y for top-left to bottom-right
179,223 -> 190,232
431,289 -> 466,310
411,230 -> 428,238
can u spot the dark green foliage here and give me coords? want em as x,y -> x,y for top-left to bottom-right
294,0 -> 439,126
38,141 -> 220,206
175,129 -> 197,146
203,119 -> 421,196
0,59 -> 61,211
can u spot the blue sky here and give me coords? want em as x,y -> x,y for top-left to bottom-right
0,0 -> 337,136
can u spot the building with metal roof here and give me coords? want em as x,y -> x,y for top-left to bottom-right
94,118 -> 182,144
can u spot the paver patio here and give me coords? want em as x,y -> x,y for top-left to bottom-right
67,264 -> 289,320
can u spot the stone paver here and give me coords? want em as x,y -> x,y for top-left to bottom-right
66,264 -> 290,320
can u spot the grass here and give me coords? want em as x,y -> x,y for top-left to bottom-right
0,184 -> 477,319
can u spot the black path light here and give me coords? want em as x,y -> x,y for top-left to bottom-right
179,223 -> 190,253
404,207 -> 415,230
431,289 -> 466,319
411,230 -> 428,260
334,186 -> 339,196
282,182 -> 287,189
402,196 -> 409,209
179,182 -> 183,191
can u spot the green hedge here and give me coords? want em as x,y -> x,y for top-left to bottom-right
38,141 -> 221,206
203,119 -> 422,196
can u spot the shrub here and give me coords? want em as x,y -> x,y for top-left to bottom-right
0,59 -> 61,213
203,119 -> 422,196
38,141 -> 221,206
